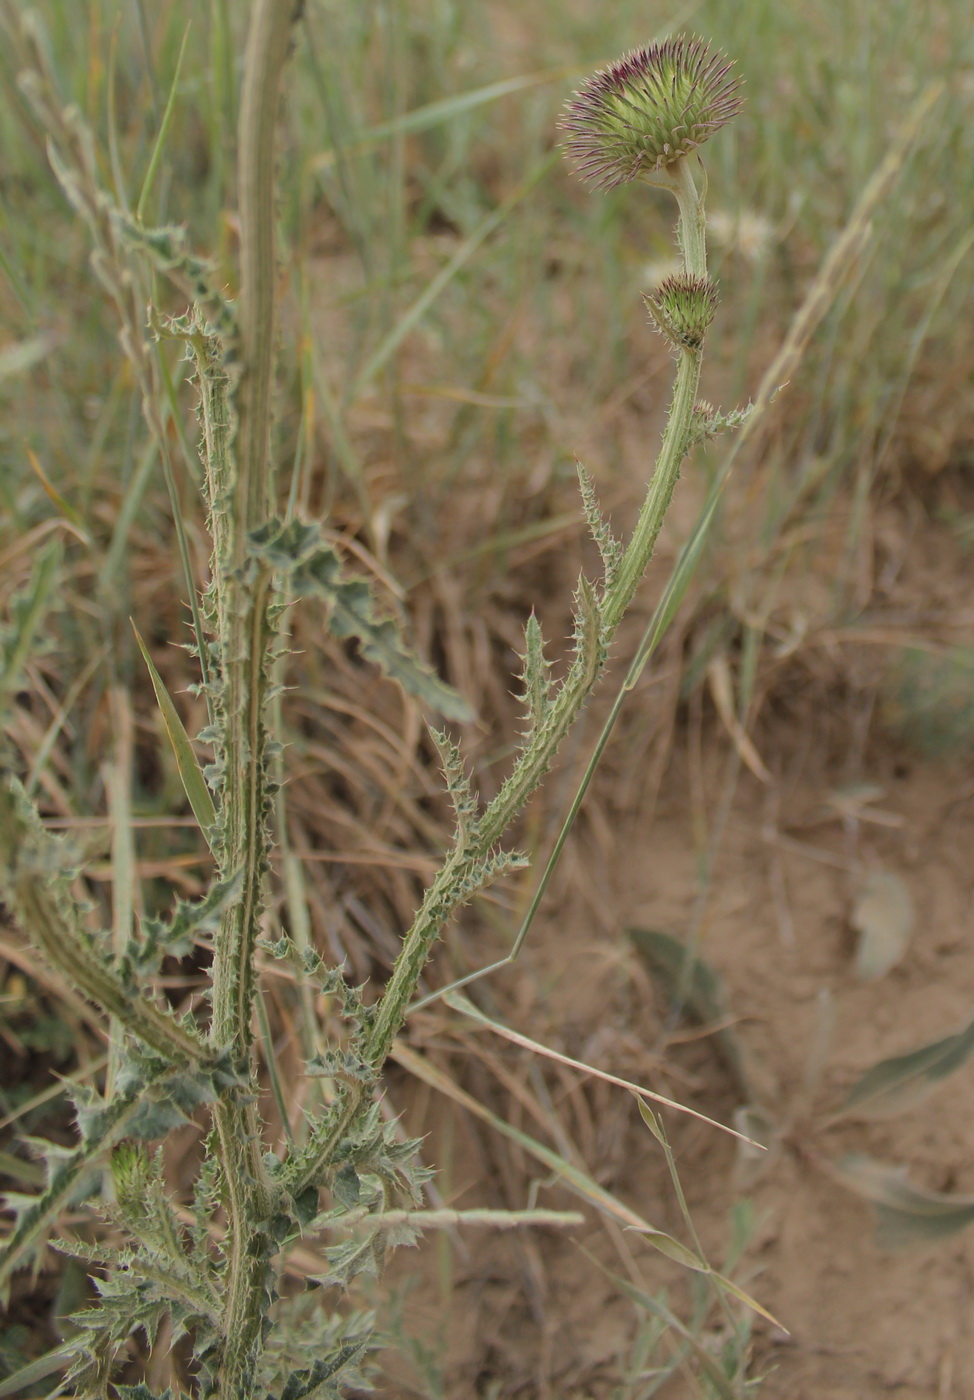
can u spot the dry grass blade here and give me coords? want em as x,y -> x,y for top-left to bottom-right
391,1038 -> 660,1232
443,990 -> 762,1147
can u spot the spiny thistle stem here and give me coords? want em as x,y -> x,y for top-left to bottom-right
209,0 -> 295,1065
206,2 -> 297,1393
285,846 -> 480,1194
602,342 -> 701,633
0,779 -> 208,1067
285,37 -> 743,1198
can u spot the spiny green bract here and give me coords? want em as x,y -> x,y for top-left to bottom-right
644,274 -> 719,351
561,35 -> 743,190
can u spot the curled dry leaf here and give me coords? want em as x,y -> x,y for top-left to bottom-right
851,868 -> 914,981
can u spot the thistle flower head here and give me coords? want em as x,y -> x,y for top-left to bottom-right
561,36 -> 743,191
643,273 -> 719,350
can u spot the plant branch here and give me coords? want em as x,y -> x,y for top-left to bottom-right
0,778 -> 207,1066
286,154 -> 715,1195
205,2 -> 298,1394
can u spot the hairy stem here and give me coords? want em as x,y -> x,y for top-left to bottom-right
286,161 -> 712,1195
0,778 -> 207,1066
206,2 -> 296,1393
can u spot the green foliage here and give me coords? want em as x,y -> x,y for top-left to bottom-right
0,4 -> 769,1393
259,1295 -> 374,1397
0,540 -> 60,702
833,1156 -> 974,1250
515,610 -> 554,743
427,726 -> 480,852
882,647 -> 974,758
576,462 -> 623,596
840,1013 -> 974,1120
129,873 -> 245,977
132,622 -> 218,849
250,518 -> 473,721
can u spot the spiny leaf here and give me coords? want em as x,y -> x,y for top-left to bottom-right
839,1012 -> 974,1119
687,398 -> 754,448
130,870 -> 243,975
0,1075 -> 170,1298
328,1104 -> 431,1212
132,621 -> 217,850
276,1337 -> 372,1400
51,1235 -> 217,1325
312,1232 -> 382,1292
571,572 -> 606,686
110,207 -> 237,342
576,461 -> 623,592
305,1049 -> 373,1085
833,1154 -> 974,1249
851,867 -> 914,981
79,1056 -> 235,1149
428,725 -> 480,849
0,777 -> 207,1064
250,519 -> 472,720
259,1297 -> 374,1396
259,937 -> 376,1037
332,1163 -> 362,1211
454,846 -> 528,899
517,611 -> 553,742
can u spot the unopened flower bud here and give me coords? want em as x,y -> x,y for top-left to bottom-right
643,273 -> 719,350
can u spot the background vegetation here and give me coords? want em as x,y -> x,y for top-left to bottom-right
1,0 -> 973,1395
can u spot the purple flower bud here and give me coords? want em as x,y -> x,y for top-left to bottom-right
561,36 -> 743,191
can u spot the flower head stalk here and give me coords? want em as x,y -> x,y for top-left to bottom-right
560,37 -> 744,634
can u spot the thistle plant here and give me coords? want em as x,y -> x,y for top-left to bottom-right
0,14 -> 750,1397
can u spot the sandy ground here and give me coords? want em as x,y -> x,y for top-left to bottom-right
377,720 -> 974,1398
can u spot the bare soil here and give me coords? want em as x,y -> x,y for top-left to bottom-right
379,722 -> 974,1398
356,439 -> 974,1397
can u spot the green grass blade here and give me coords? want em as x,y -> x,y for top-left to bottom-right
392,1039 -> 656,1231
0,1341 -> 75,1398
355,68 -> 574,145
0,536 -> 61,702
351,151 -> 558,396
136,22 -> 192,221
131,621 -> 217,850
585,1255 -> 741,1400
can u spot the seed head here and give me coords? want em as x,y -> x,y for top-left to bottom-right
561,36 -> 743,191
643,273 -> 719,350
